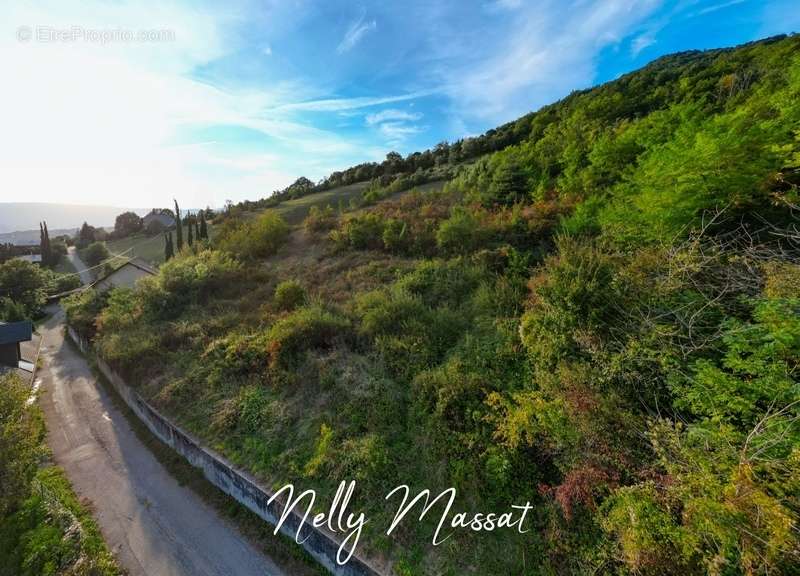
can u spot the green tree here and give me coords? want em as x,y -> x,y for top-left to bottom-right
199,212 -> 208,239
187,216 -> 194,246
164,232 -> 174,261
0,260 -> 47,318
114,211 -> 143,238
82,241 -> 110,268
174,199 -> 183,251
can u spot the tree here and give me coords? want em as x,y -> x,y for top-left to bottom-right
77,222 -> 97,248
199,212 -> 208,240
82,241 -> 110,267
114,211 -> 143,238
174,199 -> 183,251
0,259 -> 47,318
488,159 -> 528,205
164,232 -> 174,261
187,216 -> 194,246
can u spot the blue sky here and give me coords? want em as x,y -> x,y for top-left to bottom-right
0,0 -> 798,208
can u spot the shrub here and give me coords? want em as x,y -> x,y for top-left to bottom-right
436,208 -> 485,254
337,213 -> 386,250
396,259 -> 484,308
266,306 -> 351,367
139,249 -> 242,318
49,271 -> 81,294
63,289 -> 106,338
519,237 -> 618,368
381,219 -> 409,253
0,297 -> 26,322
303,205 -> 337,233
273,279 -> 306,311
216,212 -> 289,259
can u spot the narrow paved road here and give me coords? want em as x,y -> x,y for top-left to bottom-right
66,246 -> 94,285
38,308 -> 289,576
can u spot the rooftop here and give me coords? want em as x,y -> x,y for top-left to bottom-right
0,320 -> 33,345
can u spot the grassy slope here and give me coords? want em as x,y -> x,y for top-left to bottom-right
106,223 -> 215,267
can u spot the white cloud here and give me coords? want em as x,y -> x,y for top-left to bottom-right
0,0 -> 389,207
426,0 -> 663,124
336,12 -> 376,54
274,90 -> 434,113
365,109 -> 423,125
696,0 -> 746,16
631,31 -> 657,56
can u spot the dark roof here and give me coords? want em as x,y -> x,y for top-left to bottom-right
0,321 -> 33,345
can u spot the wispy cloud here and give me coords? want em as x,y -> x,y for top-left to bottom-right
426,0 -> 663,123
365,109 -> 422,125
696,0 -> 747,16
336,12 -> 376,54
631,31 -> 657,56
273,90 -> 434,113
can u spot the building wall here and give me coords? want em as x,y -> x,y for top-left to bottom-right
0,342 -> 19,367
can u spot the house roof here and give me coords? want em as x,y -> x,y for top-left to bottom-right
90,257 -> 157,288
143,212 -> 175,227
0,321 -> 33,345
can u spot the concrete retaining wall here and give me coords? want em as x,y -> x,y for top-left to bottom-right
66,328 -> 381,576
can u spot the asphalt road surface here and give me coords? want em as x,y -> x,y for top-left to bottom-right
38,308 -> 289,576
66,246 -> 94,285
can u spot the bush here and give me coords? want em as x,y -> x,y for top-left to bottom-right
139,249 -> 242,318
381,219 -> 409,253
62,289 -> 106,338
337,213 -> 386,250
266,306 -> 351,367
274,279 -> 306,311
0,297 -> 26,322
396,259 -> 484,308
49,271 -> 81,294
436,208 -> 485,254
216,212 -> 289,259
519,237 -> 618,368
303,205 -> 337,233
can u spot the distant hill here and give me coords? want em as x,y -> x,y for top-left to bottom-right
0,228 -> 79,246
0,202 -> 149,236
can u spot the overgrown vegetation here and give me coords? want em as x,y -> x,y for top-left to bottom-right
0,373 -> 121,576
67,36 -> 800,575
0,258 -> 81,320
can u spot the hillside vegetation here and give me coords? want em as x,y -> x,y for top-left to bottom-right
65,36 -> 800,575
0,374 -> 121,576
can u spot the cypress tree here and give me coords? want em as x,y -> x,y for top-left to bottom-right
187,216 -> 194,246
164,232 -> 174,261
174,199 -> 183,251
39,222 -> 45,262
43,221 -> 51,266
199,212 -> 208,239
194,218 -> 200,242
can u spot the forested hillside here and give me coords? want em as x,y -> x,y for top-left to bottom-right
65,35 -> 800,575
